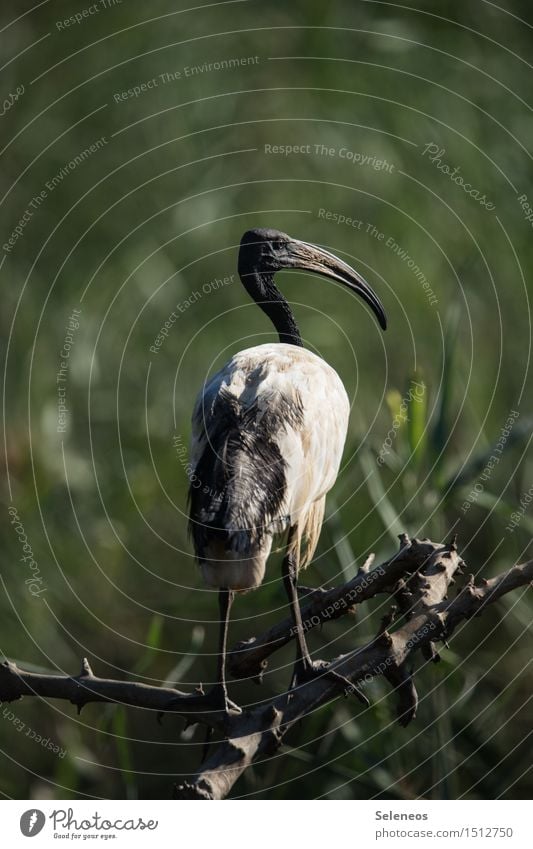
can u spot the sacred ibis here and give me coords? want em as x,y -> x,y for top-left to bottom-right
188,228 -> 386,713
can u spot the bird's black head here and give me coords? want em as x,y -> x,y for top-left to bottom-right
238,227 -> 387,330
238,228 -> 294,274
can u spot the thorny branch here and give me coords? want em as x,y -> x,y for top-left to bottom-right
1,535 -> 531,800
229,535 -> 441,680
0,657 -> 239,733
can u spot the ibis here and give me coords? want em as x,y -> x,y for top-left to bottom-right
188,228 -> 386,713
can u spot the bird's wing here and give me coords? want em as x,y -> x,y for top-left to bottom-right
188,344 -> 349,565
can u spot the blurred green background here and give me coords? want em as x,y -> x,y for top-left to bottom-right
1,0 -> 532,800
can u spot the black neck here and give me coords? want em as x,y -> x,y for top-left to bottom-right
239,271 -> 303,347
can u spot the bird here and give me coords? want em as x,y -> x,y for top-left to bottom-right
188,227 -> 387,714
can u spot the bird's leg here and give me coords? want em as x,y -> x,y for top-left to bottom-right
180,588 -> 241,720
200,588 -> 239,715
198,594 -> 233,734
281,544 -> 314,684
282,538 -> 369,706
213,587 -> 234,711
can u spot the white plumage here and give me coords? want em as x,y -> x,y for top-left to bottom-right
190,343 -> 349,591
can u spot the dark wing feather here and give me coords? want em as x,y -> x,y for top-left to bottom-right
188,384 -> 303,558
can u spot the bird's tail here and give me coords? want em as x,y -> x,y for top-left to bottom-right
198,533 -> 273,591
285,495 -> 325,572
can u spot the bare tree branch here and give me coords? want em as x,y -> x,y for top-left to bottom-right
1,535 -> 531,800
0,657 -> 238,732
174,539 -> 532,798
228,534 -> 442,680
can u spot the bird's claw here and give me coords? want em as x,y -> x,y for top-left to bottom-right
182,683 -> 242,717
292,660 -> 369,706
327,667 -> 369,706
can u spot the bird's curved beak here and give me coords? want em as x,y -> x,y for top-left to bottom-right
282,238 -> 387,330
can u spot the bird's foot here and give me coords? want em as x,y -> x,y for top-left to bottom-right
291,659 -> 369,706
182,682 -> 242,717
